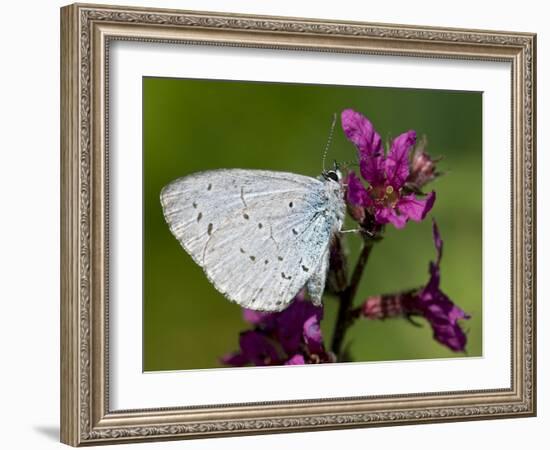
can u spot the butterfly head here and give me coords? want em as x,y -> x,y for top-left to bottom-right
322,161 -> 342,184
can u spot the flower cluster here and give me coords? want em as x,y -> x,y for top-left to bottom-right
342,109 -> 436,230
221,292 -> 335,366
360,220 -> 470,352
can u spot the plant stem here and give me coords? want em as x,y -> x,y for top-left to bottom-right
330,239 -> 373,358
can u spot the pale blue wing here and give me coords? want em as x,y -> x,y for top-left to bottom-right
160,169 -> 345,311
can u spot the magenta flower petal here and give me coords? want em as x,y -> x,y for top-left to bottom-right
422,291 -> 470,352
345,171 -> 371,207
341,109 -> 384,185
439,331 -> 467,352
359,156 -> 386,187
397,191 -> 436,222
341,109 -> 382,155
303,315 -> 323,353
375,207 -> 407,229
447,303 -> 470,322
385,130 -> 416,188
285,354 -> 306,365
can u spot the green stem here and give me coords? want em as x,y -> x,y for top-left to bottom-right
330,240 -> 373,358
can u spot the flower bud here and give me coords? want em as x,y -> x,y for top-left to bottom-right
361,294 -> 405,319
408,137 -> 440,189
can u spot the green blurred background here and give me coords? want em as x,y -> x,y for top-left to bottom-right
143,77 -> 482,371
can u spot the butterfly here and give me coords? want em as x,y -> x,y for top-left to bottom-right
160,167 -> 346,312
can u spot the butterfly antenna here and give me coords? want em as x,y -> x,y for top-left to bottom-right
322,113 -> 338,172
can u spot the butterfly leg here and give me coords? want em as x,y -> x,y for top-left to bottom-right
339,228 -> 360,234
340,228 -> 374,237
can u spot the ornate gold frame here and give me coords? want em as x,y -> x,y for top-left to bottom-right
60,3 -> 536,446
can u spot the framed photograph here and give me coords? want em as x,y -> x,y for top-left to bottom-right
60,3 -> 536,446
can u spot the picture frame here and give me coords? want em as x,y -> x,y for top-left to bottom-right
60,2 -> 536,446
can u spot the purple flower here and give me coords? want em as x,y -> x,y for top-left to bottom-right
222,293 -> 335,366
341,109 -> 436,229
359,221 -> 470,352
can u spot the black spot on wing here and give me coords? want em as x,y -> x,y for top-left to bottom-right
197,212 -> 202,222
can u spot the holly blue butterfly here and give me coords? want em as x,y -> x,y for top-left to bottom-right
160,166 -> 347,312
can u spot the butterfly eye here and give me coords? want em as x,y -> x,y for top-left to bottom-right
326,171 -> 340,182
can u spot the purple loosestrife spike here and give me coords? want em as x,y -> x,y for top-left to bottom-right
413,220 -> 470,351
342,109 -> 436,229
359,221 -> 470,352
